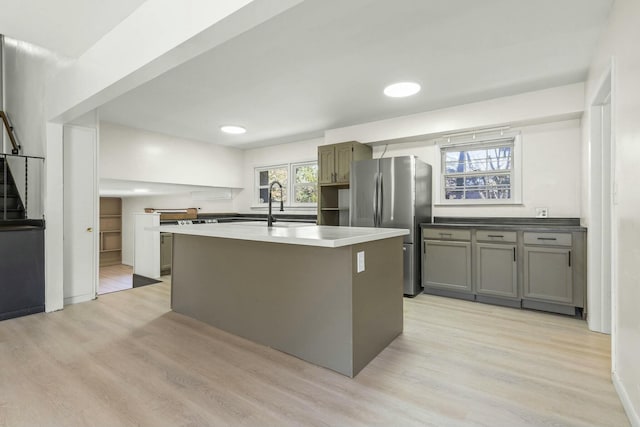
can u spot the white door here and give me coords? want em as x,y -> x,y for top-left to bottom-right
63,125 -> 98,305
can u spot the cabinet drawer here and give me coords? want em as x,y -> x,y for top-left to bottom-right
523,232 -> 572,246
476,230 -> 517,243
423,228 -> 471,241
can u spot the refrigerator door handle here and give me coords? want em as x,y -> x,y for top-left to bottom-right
373,172 -> 379,227
378,173 -> 383,227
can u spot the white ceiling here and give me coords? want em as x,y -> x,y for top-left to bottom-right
0,0 -> 147,57
98,0 -> 613,149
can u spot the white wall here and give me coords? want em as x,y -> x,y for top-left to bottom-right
583,0 -> 640,424
3,37 -> 67,157
325,84 -> 584,145
235,137 -> 321,214
371,120 -> 582,218
121,193 -> 237,265
100,121 -> 244,188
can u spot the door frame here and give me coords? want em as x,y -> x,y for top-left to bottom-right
587,61 -> 616,348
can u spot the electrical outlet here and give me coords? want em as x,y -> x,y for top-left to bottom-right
357,251 -> 365,273
535,207 -> 549,218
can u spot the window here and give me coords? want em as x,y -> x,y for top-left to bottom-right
255,161 -> 318,207
438,135 -> 521,204
292,162 -> 318,204
256,165 -> 288,204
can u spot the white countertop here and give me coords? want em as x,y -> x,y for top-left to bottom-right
150,221 -> 408,248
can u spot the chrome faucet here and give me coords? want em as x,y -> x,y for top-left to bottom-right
267,181 -> 284,227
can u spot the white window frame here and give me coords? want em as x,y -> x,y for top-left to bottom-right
434,133 -> 522,205
290,161 -> 319,207
253,160 -> 318,208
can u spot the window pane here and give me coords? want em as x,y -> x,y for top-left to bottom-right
259,188 -> 269,203
465,189 -> 486,199
295,184 -> 317,203
445,176 -> 465,187
259,170 -> 269,186
295,164 -> 318,184
445,160 -> 465,173
268,168 -> 288,185
487,147 -> 511,171
486,187 -> 511,199
270,185 -> 287,203
465,176 -> 485,187
465,150 -> 487,172
486,175 -> 511,185
445,189 -> 464,200
445,151 -> 462,162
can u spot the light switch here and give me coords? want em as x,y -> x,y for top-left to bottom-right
357,251 -> 365,273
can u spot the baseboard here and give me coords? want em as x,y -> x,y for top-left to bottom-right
613,371 -> 640,427
64,293 -> 95,306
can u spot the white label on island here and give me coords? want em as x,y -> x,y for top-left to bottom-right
357,251 -> 365,273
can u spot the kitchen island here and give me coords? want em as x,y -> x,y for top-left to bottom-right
152,222 -> 408,377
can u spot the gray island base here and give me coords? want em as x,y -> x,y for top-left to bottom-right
167,225 -> 406,377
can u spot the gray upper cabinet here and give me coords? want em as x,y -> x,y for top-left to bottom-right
475,242 -> 518,298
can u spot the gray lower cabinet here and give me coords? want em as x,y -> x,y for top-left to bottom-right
523,246 -> 572,304
423,240 -> 472,293
421,224 -> 586,317
475,243 -> 517,299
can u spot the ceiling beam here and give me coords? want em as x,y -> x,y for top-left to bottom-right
45,0 -> 303,123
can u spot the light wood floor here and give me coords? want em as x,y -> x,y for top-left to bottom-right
99,264 -> 133,295
0,283 -> 629,427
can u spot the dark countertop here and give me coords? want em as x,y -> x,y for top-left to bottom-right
161,213 -> 317,226
0,219 -> 45,232
421,217 -> 586,232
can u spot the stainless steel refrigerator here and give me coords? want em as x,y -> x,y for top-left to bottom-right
349,156 -> 432,296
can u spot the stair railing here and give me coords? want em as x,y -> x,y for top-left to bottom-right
0,111 -> 21,155
1,153 -> 45,221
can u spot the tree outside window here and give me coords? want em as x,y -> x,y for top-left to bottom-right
293,162 -> 318,204
442,140 -> 514,202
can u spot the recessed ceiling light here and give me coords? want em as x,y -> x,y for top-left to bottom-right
384,82 -> 421,98
220,125 -> 246,134
133,188 -> 149,193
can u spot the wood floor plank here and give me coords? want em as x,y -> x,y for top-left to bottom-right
0,283 -> 629,427
98,264 -> 133,295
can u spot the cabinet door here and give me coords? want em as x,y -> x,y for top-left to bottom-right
318,146 -> 335,184
423,240 -> 472,292
523,247 -> 572,303
476,243 -> 517,298
334,143 -> 354,183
